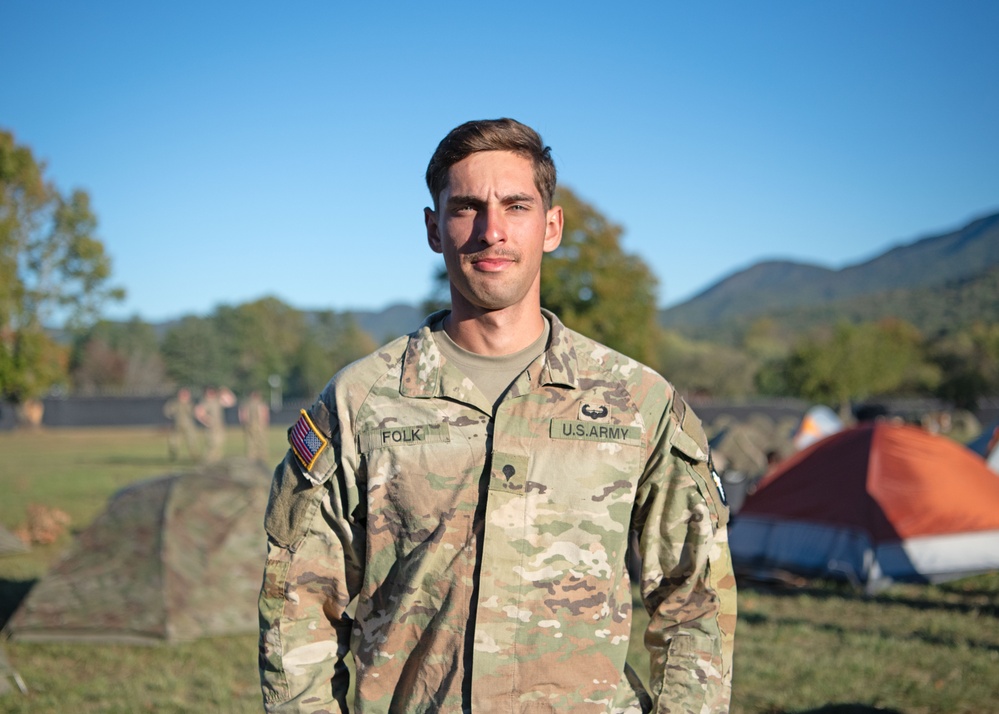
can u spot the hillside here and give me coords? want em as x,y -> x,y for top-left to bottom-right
348,303 -> 424,344
135,210 -> 998,347
674,265 -> 999,343
661,211 -> 999,332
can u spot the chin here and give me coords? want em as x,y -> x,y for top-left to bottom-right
456,291 -> 520,314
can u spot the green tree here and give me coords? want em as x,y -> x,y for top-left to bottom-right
0,129 -> 123,410
930,322 -> 999,410
288,310 -> 377,398
541,187 -> 660,363
161,315 -> 229,390
71,317 -> 168,394
742,317 -> 795,362
214,297 -> 307,395
162,298 -> 306,395
160,299 -> 377,401
782,319 -> 939,416
656,329 -> 757,398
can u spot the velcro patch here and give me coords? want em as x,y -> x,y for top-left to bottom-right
551,419 -> 642,445
289,409 -> 328,472
487,451 -> 530,494
358,423 -> 450,452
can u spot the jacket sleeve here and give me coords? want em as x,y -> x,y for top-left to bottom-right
258,395 -> 366,713
635,396 -> 736,713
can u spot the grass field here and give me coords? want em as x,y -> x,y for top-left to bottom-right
1,426 -> 997,713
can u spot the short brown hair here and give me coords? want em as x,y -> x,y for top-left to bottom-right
425,118 -> 557,210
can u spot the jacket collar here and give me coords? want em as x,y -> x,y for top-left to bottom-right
399,309 -> 578,399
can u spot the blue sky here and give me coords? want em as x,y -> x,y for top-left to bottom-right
3,1 -> 998,323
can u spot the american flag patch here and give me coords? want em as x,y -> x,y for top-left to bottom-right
290,409 -> 328,472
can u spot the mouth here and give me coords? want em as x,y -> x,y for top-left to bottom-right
471,254 -> 516,272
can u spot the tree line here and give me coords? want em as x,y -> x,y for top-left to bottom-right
660,316 -> 999,414
3,128 -> 997,423
69,300 -> 376,402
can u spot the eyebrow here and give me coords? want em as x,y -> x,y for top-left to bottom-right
445,193 -> 537,209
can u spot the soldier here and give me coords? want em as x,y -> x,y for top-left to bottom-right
240,390 -> 270,462
195,387 -> 228,463
163,387 -> 200,461
259,119 -> 736,713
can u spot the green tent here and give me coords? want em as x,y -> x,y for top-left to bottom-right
3,458 -> 271,644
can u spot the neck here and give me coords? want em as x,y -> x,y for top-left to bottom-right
443,304 -> 546,356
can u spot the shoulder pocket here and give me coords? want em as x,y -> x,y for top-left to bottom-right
264,401 -> 338,549
669,398 -> 730,528
668,396 -> 709,463
264,455 -> 334,550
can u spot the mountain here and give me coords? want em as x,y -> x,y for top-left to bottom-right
660,211 -> 999,333
348,303 -> 425,343
134,210 -> 997,346
729,265 -> 999,339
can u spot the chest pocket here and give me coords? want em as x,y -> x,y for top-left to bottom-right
482,416 -> 643,580
540,418 -> 643,504
358,421 -> 485,538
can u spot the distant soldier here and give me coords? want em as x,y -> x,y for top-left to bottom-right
163,387 -> 200,461
239,390 -> 270,462
195,387 -> 230,462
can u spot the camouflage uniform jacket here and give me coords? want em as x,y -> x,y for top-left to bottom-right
259,310 -> 736,713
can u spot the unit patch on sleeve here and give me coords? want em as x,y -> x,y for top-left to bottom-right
711,465 -> 728,506
289,409 -> 328,472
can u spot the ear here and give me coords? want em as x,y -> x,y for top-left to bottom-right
425,207 -> 442,254
543,205 -> 563,253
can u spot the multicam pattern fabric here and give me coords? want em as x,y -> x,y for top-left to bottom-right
7,458 -> 271,644
259,310 -> 736,713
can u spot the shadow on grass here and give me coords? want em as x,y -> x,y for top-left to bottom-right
793,706 -> 904,714
745,608 -> 999,654
738,578 -> 999,619
0,579 -> 36,629
738,579 -> 999,654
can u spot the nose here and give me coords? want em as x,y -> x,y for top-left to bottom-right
475,206 -> 506,245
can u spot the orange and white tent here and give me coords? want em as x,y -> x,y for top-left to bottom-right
792,404 -> 843,451
730,421 -> 999,592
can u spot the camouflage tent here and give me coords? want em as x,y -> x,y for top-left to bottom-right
0,525 -> 28,557
2,458 -> 270,644
709,420 -> 772,476
709,416 -> 797,514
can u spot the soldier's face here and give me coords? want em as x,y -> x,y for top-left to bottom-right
425,151 -> 562,317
